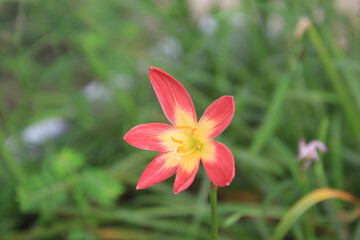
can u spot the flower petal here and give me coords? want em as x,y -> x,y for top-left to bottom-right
149,67 -> 197,127
297,139 -> 307,160
201,141 -> 235,187
173,153 -> 201,194
136,152 -> 179,190
198,96 -> 235,139
308,140 -> 328,153
124,123 -> 176,151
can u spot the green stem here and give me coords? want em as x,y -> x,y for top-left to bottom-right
210,182 -> 218,240
0,131 -> 25,183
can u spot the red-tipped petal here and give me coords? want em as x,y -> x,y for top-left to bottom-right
173,155 -> 200,194
199,96 -> 235,139
136,152 -> 179,190
149,67 -> 197,126
124,123 -> 175,151
201,141 -> 235,187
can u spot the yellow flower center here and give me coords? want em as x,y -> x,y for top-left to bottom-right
170,125 -> 202,161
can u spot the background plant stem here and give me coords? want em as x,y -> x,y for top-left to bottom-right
210,182 -> 218,240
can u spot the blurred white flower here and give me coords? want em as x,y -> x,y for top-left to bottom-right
154,36 -> 182,61
198,15 -> 218,35
4,117 -> 68,160
267,13 -> 284,40
22,117 -> 68,145
83,74 -> 133,103
187,0 -> 239,19
110,73 -> 133,90
83,81 -> 111,102
297,139 -> 328,169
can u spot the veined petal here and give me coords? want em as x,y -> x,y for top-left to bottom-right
136,152 -> 179,190
201,141 -> 235,187
124,123 -> 176,151
173,152 -> 201,194
149,67 -> 197,127
198,96 -> 235,139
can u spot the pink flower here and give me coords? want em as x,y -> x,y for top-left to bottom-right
124,67 -> 235,194
297,139 -> 328,169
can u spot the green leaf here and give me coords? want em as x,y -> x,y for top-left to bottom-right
250,75 -> 291,154
52,148 -> 85,176
270,188 -> 360,240
77,169 -> 124,206
17,171 -> 68,213
67,227 -> 99,240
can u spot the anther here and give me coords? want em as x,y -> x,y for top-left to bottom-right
195,142 -> 201,149
191,128 -> 197,136
171,137 -> 183,144
176,147 -> 186,153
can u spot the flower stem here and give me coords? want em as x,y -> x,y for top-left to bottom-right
210,182 -> 218,240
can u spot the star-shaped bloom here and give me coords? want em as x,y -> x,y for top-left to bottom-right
124,67 -> 235,194
297,139 -> 328,169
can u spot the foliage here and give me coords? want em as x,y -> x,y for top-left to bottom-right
0,0 -> 360,239
17,148 -> 123,213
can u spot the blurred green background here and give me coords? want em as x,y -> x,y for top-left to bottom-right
1,0 -> 360,239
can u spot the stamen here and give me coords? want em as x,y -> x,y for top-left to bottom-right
176,146 -> 186,153
195,142 -> 201,149
191,128 -> 197,136
171,137 -> 183,144
176,125 -> 192,129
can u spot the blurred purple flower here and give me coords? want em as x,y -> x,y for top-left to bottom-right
297,139 -> 328,169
